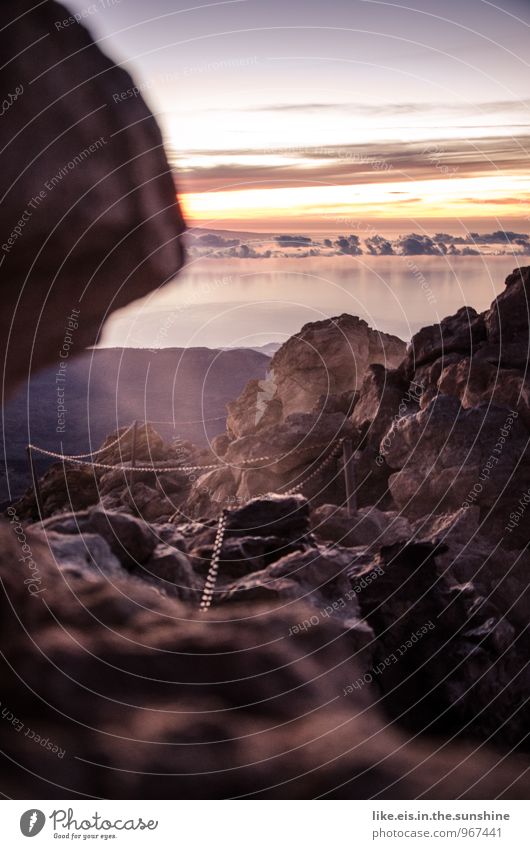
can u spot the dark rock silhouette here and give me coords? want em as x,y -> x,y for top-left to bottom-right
0,1 -> 185,396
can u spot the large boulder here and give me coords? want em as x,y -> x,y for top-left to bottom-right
227,315 -> 405,435
42,530 -> 127,582
40,506 -> 158,567
382,396 -> 530,543
125,481 -> 175,522
189,412 -> 352,514
484,266 -> 530,365
312,504 -> 412,549
226,377 -> 282,439
225,494 -> 311,538
410,508 -> 530,630
96,423 -> 167,465
405,306 -> 486,373
352,540 -> 529,748
351,363 -> 418,449
224,411 -> 352,475
0,1 -> 185,396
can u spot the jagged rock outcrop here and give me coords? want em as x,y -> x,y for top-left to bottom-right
383,396 -> 530,522
227,314 -> 405,438
190,316 -> 407,515
5,496 -> 529,797
13,422 -> 215,520
13,463 -> 101,520
41,506 -> 158,567
374,268 -> 530,547
311,503 -> 411,549
0,1 -> 185,396
404,306 -> 486,372
189,412 -> 353,517
484,266 -> 530,363
350,364 -> 413,448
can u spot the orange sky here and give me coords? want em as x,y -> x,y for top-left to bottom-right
66,0 -> 530,234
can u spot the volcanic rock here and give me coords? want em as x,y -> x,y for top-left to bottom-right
352,540 -> 529,748
350,363 -> 415,449
312,504 -> 411,549
382,395 -> 530,538
405,306 -> 486,373
0,1 -> 185,396
42,530 -> 126,582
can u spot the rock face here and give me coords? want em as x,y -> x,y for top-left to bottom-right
384,396 -> 530,520
0,1 -> 185,396
3,345 -> 270,503
190,317 -> 406,517
381,267 -> 530,548
227,314 -> 406,437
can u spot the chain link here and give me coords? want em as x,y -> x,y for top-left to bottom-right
199,510 -> 227,612
26,448 -> 223,473
32,423 -> 135,460
280,440 -> 343,494
198,440 -> 346,610
27,438 -> 341,475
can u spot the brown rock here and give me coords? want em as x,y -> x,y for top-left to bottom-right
312,503 -> 411,549
405,306 -> 486,372
227,315 -> 405,435
438,357 -> 530,428
226,377 -> 282,438
12,463 -> 99,519
40,506 -> 158,568
126,482 -> 174,522
383,395 -> 530,542
484,266 -> 530,360
351,364 -> 417,448
0,1 -> 185,396
138,544 -> 200,601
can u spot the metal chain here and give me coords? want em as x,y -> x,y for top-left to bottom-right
25,448 -> 223,473
32,423 -> 135,460
149,415 -> 226,425
280,440 -> 343,494
27,439 -> 341,475
197,441 -> 344,611
199,510 -> 227,612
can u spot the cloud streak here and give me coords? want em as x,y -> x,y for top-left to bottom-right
171,134 -> 530,194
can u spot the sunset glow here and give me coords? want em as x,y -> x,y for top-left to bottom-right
181,175 -> 530,225
64,0 -> 530,234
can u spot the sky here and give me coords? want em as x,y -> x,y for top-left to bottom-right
65,0 -> 530,233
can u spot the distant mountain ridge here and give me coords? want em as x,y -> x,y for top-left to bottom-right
2,346 -> 269,500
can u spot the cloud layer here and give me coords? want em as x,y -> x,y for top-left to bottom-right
185,229 -> 530,259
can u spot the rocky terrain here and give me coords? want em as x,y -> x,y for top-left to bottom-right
3,266 -> 530,798
1,0 -> 528,802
